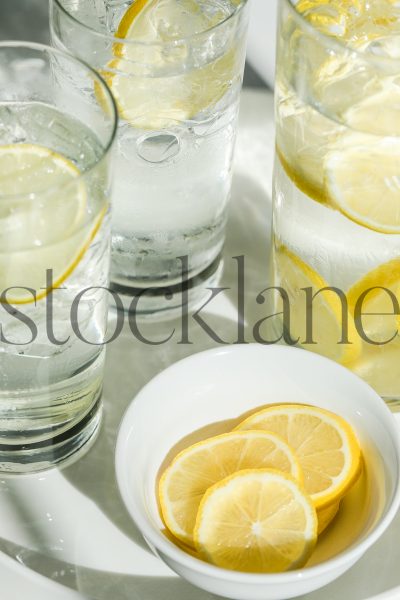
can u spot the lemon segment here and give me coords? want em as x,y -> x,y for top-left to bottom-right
347,258 -> 400,344
325,134 -> 400,234
0,143 -> 103,304
159,430 -> 303,547
274,246 -> 361,364
194,469 -> 318,573
115,0 -> 223,45
106,50 -> 237,130
105,0 -> 239,129
235,404 -> 362,510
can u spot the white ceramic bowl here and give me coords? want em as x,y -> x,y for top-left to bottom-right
115,345 -> 400,600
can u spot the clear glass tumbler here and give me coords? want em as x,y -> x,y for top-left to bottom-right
272,0 -> 400,405
0,42 -> 117,472
50,0 -> 249,315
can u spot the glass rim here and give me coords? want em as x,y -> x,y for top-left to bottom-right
0,40 -> 118,202
283,0 -> 400,67
52,0 -> 249,47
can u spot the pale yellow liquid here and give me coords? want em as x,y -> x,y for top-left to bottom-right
273,0 -> 400,402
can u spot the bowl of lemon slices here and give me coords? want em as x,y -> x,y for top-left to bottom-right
115,344 -> 400,600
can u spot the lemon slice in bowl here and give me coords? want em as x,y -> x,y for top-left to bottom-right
325,134 -> 400,234
235,404 -> 362,510
274,246 -> 361,364
194,469 -> 317,573
0,143 -> 103,304
159,430 -> 303,547
105,0 -> 238,129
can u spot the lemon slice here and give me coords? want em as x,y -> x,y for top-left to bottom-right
276,103 -> 335,205
347,258 -> 400,344
159,430 -> 302,547
325,135 -> 400,234
0,143 -> 102,304
345,85 -> 400,137
236,404 -> 362,510
194,469 -> 317,573
274,246 -> 361,363
106,0 -> 238,129
116,0 -> 223,44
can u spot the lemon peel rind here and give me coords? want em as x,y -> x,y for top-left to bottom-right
235,404 -> 362,510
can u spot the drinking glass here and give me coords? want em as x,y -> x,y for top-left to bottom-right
0,42 -> 117,472
50,0 -> 249,315
272,0 -> 400,404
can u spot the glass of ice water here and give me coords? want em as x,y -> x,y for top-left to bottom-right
50,0 -> 249,315
272,0 -> 400,404
0,42 -> 117,472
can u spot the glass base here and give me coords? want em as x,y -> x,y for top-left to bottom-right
110,254 -> 224,317
0,394 -> 102,475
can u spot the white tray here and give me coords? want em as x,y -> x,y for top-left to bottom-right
1,89 -> 399,600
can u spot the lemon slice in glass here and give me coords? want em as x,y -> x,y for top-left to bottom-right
159,430 -> 302,547
345,85 -> 400,137
347,257 -> 400,344
0,143 -> 103,304
106,0 -> 239,129
194,469 -> 317,573
325,134 -> 400,234
236,404 -> 362,510
274,246 -> 361,363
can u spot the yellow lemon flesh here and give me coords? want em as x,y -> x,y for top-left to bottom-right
159,430 -> 302,547
194,469 -> 317,573
106,0 -> 239,129
236,404 -> 362,510
325,135 -> 400,234
0,143 -> 102,304
274,246 -> 361,364
347,257 -> 400,345
278,1 -> 400,234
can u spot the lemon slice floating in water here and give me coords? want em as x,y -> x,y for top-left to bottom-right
347,257 -> 400,344
325,135 -> 400,234
0,143 -> 104,304
274,246 -> 361,363
106,0 -> 239,129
